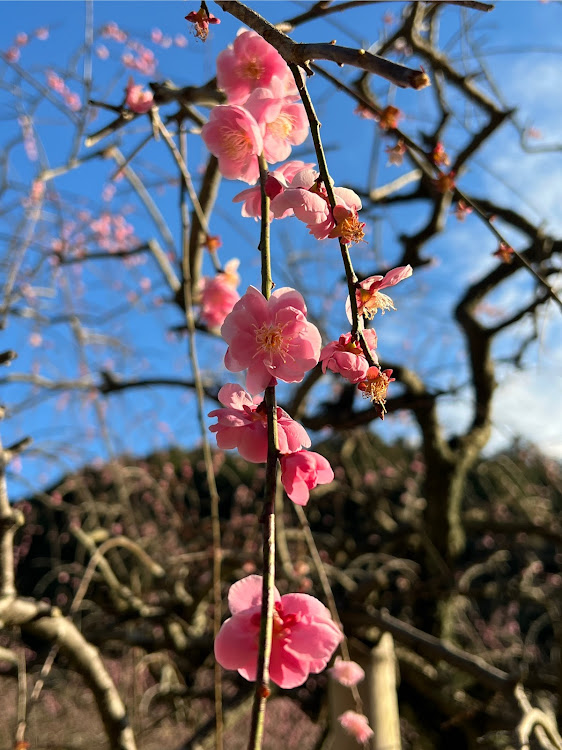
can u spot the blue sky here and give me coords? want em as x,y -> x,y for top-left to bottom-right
1,1 -> 561,498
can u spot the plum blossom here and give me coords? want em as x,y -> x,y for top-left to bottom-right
280,450 -> 334,506
244,79 -> 309,164
329,657 -> 365,687
338,711 -> 374,745
346,265 -> 412,322
221,286 -> 322,395
270,167 -> 363,243
378,105 -> 401,130
357,366 -> 395,408
125,78 -> 154,113
214,575 -> 343,688
185,6 -> 220,42
386,140 -> 406,166
198,258 -> 240,328
433,170 -> 456,193
232,160 -> 314,220
216,30 -> 295,105
493,242 -> 514,264
201,105 -> 263,184
320,330 -> 378,384
454,200 -> 472,221
208,384 -> 310,462
432,141 -> 450,167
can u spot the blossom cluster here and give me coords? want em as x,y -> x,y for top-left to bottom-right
199,29 -> 366,246
208,284 -> 333,505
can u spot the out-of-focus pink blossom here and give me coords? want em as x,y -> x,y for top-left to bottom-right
232,160 -> 313,221
185,7 -> 220,42
15,33 -> 29,47
46,70 -> 65,94
493,242 -> 514,264
329,657 -> 365,687
320,330 -> 378,384
338,711 -> 374,745
386,140 -> 406,166
215,575 -> 342,688
346,265 -> 412,322
102,22 -> 127,43
222,285 -> 322,395
151,28 -> 163,44
378,105 -> 401,130
245,79 -> 309,164
201,105 -> 263,184
5,47 -> 21,63
354,103 -> 377,120
208,384 -> 310,462
35,28 -> 49,41
175,34 -> 188,48
64,92 -> 81,112
96,44 -> 110,60
216,30 -> 294,105
432,141 -> 450,167
280,450 -> 334,505
125,78 -> 154,113
199,258 -> 241,329
454,200 -> 472,221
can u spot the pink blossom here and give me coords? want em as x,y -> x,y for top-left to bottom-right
346,265 -> 412,322
338,712 -> 374,745
232,160 -> 313,220
270,167 -> 363,242
151,28 -> 163,44
357,366 -> 395,408
46,71 -> 65,94
215,575 -> 342,688
216,30 -> 294,105
35,27 -> 49,41
65,92 -> 82,111
221,286 -> 322,395
15,32 -> 29,47
329,657 -> 365,687
245,79 -> 309,164
320,330 -> 378,384
5,47 -> 21,63
208,384 -> 310,462
175,34 -> 188,48
185,8 -> 220,42
199,258 -> 241,328
201,105 -> 263,184
280,451 -> 334,506
96,44 -> 110,60
125,78 -> 154,114
386,140 -> 406,166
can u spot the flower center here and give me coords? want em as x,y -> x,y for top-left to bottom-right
267,113 -> 295,139
333,212 -> 366,245
254,321 -> 290,361
220,126 -> 252,159
359,290 -> 395,318
243,58 -> 265,80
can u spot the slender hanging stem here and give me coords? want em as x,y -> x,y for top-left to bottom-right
247,154 -> 279,750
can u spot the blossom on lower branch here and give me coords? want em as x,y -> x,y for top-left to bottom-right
280,450 -> 334,505
214,575 -> 343,689
208,384 -> 310,463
